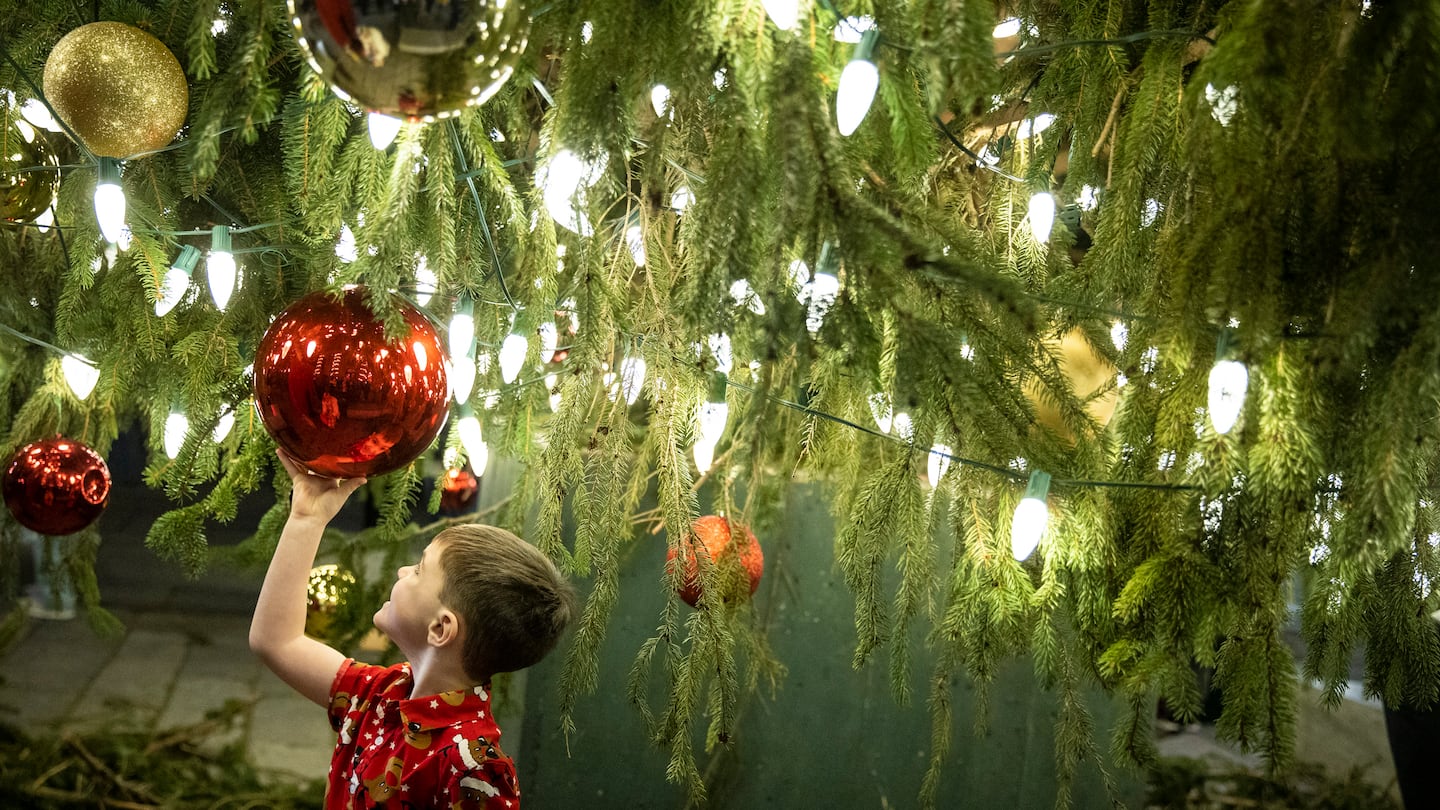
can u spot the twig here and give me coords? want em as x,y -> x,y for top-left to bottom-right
1092,80 -> 1129,158
63,732 -> 161,803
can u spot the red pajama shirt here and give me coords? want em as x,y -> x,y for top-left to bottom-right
326,659 -> 520,809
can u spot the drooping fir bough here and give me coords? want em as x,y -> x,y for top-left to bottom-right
0,1 -> 1437,807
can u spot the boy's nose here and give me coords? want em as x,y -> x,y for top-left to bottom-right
397,564 -> 412,578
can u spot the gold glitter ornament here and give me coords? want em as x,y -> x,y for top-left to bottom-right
306,563 -> 358,638
288,0 -> 530,122
42,22 -> 189,158
0,116 -> 61,223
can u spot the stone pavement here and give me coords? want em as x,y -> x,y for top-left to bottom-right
0,607 -> 336,785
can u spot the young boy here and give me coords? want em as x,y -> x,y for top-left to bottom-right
250,452 -> 575,808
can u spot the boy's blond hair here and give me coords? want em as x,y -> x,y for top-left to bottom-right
434,525 -> 575,681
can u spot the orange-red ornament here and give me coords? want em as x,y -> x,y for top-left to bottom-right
2,435 -> 111,535
665,515 -> 764,609
253,286 -> 449,478
439,467 -> 478,512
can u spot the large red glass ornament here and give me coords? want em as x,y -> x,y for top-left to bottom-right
2,435 -> 111,535
439,467 -> 478,513
665,515 -> 764,609
253,286 -> 449,478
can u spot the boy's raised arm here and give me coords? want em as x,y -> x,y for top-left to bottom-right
249,450 -> 367,707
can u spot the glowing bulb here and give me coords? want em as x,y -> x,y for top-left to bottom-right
762,0 -> 799,30
93,158 -> 126,244
1028,192 -> 1056,245
836,31 -> 880,137
336,224 -> 358,263
868,393 -> 893,433
708,333 -> 733,374
1016,114 -> 1056,139
927,444 -> 953,487
1208,359 -> 1248,434
457,413 -> 488,475
213,407 -> 235,442
367,111 -> 403,150
1010,471 -> 1051,560
20,98 -> 62,132
1111,320 -> 1128,352
671,185 -> 694,212
626,223 -> 646,266
414,258 -> 437,306
650,84 -> 671,118
207,226 -> 237,310
730,279 -> 765,315
619,356 -> 646,405
833,15 -> 875,43
693,400 -> 729,473
451,356 -> 477,404
993,17 -> 1022,38
801,272 -> 840,333
499,334 -> 528,384
892,411 -> 914,441
164,409 -> 189,459
538,322 -> 558,364
156,246 -> 199,317
448,301 -> 475,359
62,354 -> 99,400
540,149 -> 606,235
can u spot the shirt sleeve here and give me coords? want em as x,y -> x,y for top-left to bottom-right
443,741 -> 521,810
327,657 -> 380,732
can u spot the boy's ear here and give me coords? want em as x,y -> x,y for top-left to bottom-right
428,608 -> 460,648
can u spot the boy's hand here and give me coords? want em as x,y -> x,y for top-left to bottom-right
277,450 -> 367,523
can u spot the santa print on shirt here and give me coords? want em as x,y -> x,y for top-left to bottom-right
326,659 -> 520,809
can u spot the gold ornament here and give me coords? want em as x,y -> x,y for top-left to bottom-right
1022,327 -> 1120,443
306,563 -> 357,638
1,115 -> 60,222
288,0 -> 531,121
43,22 -> 189,158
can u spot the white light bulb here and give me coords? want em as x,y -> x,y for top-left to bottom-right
207,250 -> 237,310
367,111 -> 403,150
499,334 -> 528,384
1028,192 -> 1056,245
626,223 -> 646,266
94,180 -> 126,244
20,98 -> 62,132
448,309 -> 474,359
336,224 -> 358,263
1208,359 -> 1248,434
213,408 -> 235,442
1079,184 -> 1100,211
927,444 -> 953,487
1111,320 -> 1129,352
451,357 -> 477,404
730,278 -> 766,315
670,185 -> 694,212
457,414 -> 488,475
693,400 -> 729,474
833,15 -> 875,43
993,17 -> 1022,38
868,392 -> 893,433
836,58 -> 879,137
619,356 -> 646,405
34,205 -> 55,232
414,259 -> 437,306
1016,114 -> 1056,139
540,149 -> 606,235
1010,497 -> 1048,560
709,333 -> 733,374
62,354 -> 99,400
762,0 -> 799,30
802,272 -> 840,333
650,84 -> 671,118
155,266 -> 190,317
164,410 -> 189,459
893,411 -> 914,440
538,322 -> 558,364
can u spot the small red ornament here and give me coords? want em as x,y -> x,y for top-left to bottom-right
253,286 -> 450,478
439,467 -> 478,512
2,435 -> 111,535
665,515 -> 764,609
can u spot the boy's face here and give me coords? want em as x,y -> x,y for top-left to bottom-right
373,538 -> 449,652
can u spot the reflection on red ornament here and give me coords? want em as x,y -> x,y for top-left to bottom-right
665,515 -> 764,609
253,286 -> 450,478
440,467 -> 478,513
2,435 -> 111,535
